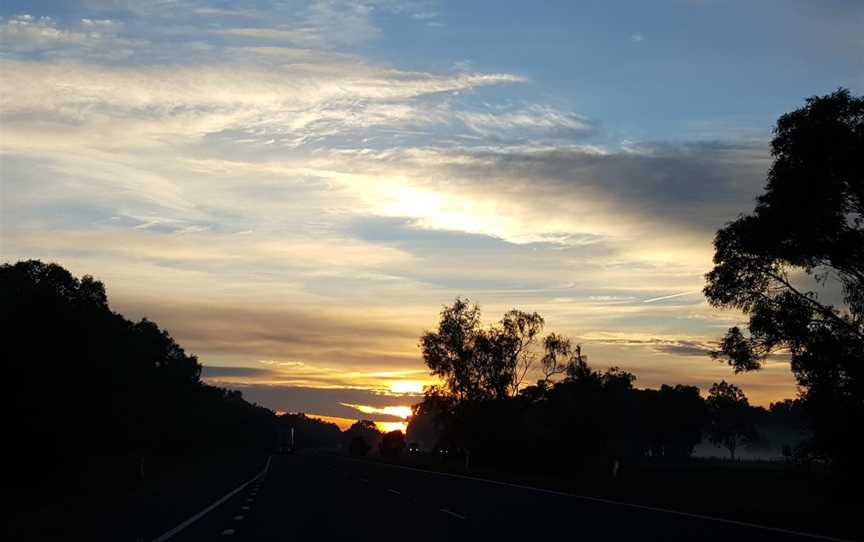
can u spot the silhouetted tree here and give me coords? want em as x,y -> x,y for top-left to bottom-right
706,381 -> 757,460
1,260 -> 277,497
539,333 -> 580,385
639,384 -> 707,460
421,298 -> 546,401
349,436 -> 371,457
277,413 -> 342,450
704,89 -> 863,471
344,419 -> 381,455
406,388 -> 454,451
748,399 -> 808,458
495,309 -> 546,395
379,430 -> 406,458
412,299 -> 807,476
657,384 -> 706,459
421,298 -> 485,401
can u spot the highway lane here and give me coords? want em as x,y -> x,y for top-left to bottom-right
166,452 -> 852,542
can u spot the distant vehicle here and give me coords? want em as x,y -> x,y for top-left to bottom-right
407,442 -> 420,453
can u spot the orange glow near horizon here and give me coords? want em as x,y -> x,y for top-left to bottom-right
304,413 -> 408,434
306,414 -> 357,431
376,421 -> 408,433
341,403 -> 413,419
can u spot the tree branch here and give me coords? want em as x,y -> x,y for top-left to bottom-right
767,270 -> 864,340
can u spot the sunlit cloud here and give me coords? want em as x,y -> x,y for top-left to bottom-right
340,403 -> 413,420
389,380 -> 427,394
207,382 -> 423,428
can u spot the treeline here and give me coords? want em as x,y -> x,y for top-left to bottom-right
277,413 -> 342,449
2,260 -> 277,493
405,299 -> 806,477
342,420 -> 408,458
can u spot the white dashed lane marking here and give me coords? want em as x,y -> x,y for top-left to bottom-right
221,529 -> 236,536
150,456 -> 271,542
387,489 -> 401,495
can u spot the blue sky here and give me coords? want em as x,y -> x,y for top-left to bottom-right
1,0 -> 862,424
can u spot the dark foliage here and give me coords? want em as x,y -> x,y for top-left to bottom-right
750,399 -> 808,457
705,381 -> 757,460
343,419 -> 381,455
409,298 -> 813,480
349,436 -> 372,457
379,430 -> 406,458
276,413 -> 342,450
412,299 -> 722,477
406,387 -> 454,451
1,260 -> 277,493
420,298 -> 544,400
704,89 -> 864,473
638,384 -> 707,460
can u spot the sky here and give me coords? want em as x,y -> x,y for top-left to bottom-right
1,0 -> 862,430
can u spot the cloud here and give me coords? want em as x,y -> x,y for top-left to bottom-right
340,403 -> 412,419
200,381 -> 423,421
0,57 -> 526,153
202,363 -> 428,390
580,335 -> 715,357
455,105 -> 596,139
302,0 -> 380,46
649,340 -> 714,357
119,298 -> 423,367
462,141 -> 768,233
0,14 -> 142,58
201,366 -> 275,378
212,27 -> 324,46
288,141 -> 768,262
0,15 -> 94,51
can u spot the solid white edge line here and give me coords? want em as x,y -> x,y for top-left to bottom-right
151,455 -> 271,542
328,455 -> 853,542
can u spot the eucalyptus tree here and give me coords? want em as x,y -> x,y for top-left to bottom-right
420,297 -> 544,401
704,89 -> 863,469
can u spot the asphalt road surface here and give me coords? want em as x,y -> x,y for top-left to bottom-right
159,451 -> 850,542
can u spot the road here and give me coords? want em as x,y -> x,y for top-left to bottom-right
159,451 -> 850,542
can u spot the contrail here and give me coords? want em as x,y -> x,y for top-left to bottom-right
642,290 -> 701,303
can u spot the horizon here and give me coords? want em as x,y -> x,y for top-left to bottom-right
3,0 -> 863,428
